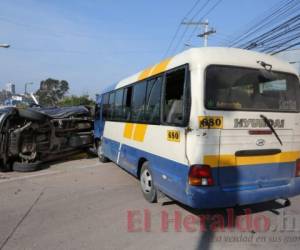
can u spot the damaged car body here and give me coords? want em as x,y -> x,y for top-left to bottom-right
0,106 -> 93,172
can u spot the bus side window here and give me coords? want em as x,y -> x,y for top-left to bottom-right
145,77 -> 162,124
131,82 -> 147,122
123,86 -> 133,121
108,92 -> 115,119
102,93 -> 110,120
114,89 -> 124,120
163,68 -> 186,125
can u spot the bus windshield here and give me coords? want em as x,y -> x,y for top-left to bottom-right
205,65 -> 300,112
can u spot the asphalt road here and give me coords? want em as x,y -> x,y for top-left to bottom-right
1,157 -> 300,250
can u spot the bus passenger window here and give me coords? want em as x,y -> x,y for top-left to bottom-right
163,68 -> 185,125
123,87 -> 133,120
131,82 -> 147,122
108,92 -> 115,119
145,77 -> 162,124
102,93 -> 110,119
114,89 -> 124,120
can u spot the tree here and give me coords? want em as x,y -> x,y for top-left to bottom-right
58,95 -> 95,107
35,78 -> 69,106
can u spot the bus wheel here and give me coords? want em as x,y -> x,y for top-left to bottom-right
140,162 -> 157,203
97,141 -> 109,163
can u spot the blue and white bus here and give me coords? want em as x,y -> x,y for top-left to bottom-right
94,47 -> 300,208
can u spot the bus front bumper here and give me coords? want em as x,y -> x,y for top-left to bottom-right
186,177 -> 300,209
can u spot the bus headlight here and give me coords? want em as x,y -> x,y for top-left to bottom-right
188,165 -> 214,186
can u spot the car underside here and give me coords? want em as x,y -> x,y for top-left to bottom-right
0,106 -> 93,172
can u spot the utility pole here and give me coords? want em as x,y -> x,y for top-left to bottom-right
182,20 -> 216,47
198,20 -> 216,47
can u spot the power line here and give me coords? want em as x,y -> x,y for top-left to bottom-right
222,0 -> 289,46
162,0 -> 204,58
227,0 -> 293,46
264,33 -> 300,53
227,0 -> 300,47
181,20 -> 216,47
240,0 -> 300,47
198,23 -> 216,47
171,0 -> 210,51
220,0 -> 300,54
164,0 -> 211,57
242,15 -> 300,49
185,0 -> 205,19
238,13 -> 300,54
272,41 -> 300,54
182,0 -> 223,49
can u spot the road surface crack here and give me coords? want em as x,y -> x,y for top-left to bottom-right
0,189 -> 45,250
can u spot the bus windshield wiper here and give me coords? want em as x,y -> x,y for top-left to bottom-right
260,114 -> 283,146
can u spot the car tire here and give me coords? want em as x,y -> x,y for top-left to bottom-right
140,162 -> 157,203
97,141 -> 109,163
18,109 -> 48,121
12,161 -> 43,172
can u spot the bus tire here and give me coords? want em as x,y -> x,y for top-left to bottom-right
97,141 -> 109,163
140,162 -> 157,203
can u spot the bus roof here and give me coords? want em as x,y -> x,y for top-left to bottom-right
111,47 -> 298,91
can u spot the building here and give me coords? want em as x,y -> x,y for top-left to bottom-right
5,83 -> 16,95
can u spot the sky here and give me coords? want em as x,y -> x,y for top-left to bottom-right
0,0 -> 288,96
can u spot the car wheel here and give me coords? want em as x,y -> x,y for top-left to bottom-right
13,161 -> 43,172
140,162 -> 157,203
97,141 -> 109,163
18,109 -> 48,121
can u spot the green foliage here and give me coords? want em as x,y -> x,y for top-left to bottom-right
36,78 -> 69,106
58,95 -> 95,107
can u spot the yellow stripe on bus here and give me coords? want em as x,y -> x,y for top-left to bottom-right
123,123 -> 134,139
133,124 -> 147,142
204,151 -> 300,168
138,67 -> 153,81
151,58 -> 172,76
138,58 -> 172,81
123,123 -> 148,142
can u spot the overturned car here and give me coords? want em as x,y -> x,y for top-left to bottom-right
0,106 -> 93,172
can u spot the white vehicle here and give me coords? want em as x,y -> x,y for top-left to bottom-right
94,47 -> 300,208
